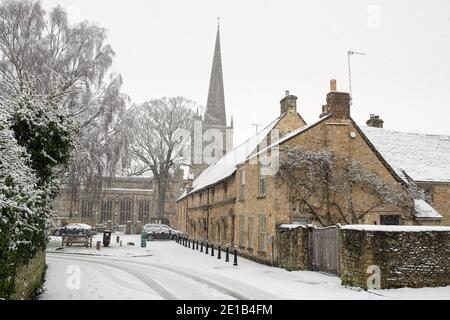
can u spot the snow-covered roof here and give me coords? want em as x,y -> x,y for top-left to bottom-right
341,224 -> 450,232
247,115 -> 331,161
62,223 -> 92,230
176,187 -> 188,201
180,115 -> 283,199
361,126 -> 450,183
103,188 -> 154,193
414,199 -> 442,219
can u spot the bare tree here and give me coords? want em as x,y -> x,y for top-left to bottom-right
276,147 -> 415,226
0,0 -> 128,191
126,97 -> 196,219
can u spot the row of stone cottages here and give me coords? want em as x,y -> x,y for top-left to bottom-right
175,80 -> 450,266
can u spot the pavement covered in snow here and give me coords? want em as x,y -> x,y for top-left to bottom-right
41,233 -> 450,300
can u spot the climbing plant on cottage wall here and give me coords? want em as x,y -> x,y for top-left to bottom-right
276,147 -> 416,226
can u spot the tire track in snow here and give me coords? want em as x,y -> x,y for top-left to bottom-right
47,254 -> 177,300
47,253 -> 260,299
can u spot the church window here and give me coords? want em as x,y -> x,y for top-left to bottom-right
81,200 -> 94,219
119,199 -> 132,223
138,200 -> 150,223
100,199 -> 112,222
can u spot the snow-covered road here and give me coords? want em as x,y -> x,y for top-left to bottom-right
40,234 -> 450,300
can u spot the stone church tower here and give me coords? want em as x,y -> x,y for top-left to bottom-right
190,23 -> 233,178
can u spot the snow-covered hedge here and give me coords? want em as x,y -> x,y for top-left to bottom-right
0,109 -> 53,299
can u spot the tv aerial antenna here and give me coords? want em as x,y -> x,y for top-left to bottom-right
347,50 -> 366,104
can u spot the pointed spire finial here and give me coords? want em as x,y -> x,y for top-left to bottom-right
205,21 -> 226,127
217,17 -> 220,28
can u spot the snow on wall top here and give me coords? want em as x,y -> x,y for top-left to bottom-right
279,224 -> 306,229
182,115 -> 283,198
341,224 -> 450,232
414,199 -> 442,219
361,126 -> 450,182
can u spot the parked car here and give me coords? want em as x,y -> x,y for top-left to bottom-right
143,223 -> 182,240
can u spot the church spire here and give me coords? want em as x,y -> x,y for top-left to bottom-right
204,21 -> 226,127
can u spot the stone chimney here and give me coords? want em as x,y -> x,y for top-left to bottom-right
185,174 -> 194,193
280,90 -> 298,115
324,80 -> 351,119
366,114 -> 384,128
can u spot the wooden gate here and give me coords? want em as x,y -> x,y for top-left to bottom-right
310,225 -> 340,276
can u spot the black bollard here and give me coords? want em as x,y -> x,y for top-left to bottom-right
233,248 -> 238,266
205,242 -> 209,254
211,242 -> 215,257
184,237 -> 187,247
192,239 -> 195,250
196,240 -> 199,250
188,238 -> 191,248
200,241 -> 203,252
217,245 -> 221,259
225,245 -> 229,262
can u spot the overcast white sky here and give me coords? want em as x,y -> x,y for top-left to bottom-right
42,0 -> 450,145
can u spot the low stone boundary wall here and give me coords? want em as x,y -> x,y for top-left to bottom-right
340,225 -> 450,289
276,224 -> 310,271
10,249 -> 46,300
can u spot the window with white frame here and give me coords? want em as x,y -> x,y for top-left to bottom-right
239,215 -> 245,246
258,214 -> 266,252
239,169 -> 246,200
258,162 -> 266,196
247,217 -> 254,249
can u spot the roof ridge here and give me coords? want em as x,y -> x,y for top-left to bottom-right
362,125 -> 450,138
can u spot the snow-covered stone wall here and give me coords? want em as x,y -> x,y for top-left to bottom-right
340,226 -> 450,289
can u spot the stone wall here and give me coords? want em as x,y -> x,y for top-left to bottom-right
10,249 -> 46,300
276,225 -> 310,271
340,226 -> 450,289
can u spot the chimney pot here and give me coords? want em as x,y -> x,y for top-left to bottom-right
366,114 -> 384,128
330,79 -> 337,92
285,90 -> 290,97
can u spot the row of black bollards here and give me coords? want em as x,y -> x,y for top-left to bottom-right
175,234 -> 238,266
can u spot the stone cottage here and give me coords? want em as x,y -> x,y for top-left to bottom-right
175,80 -> 449,265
